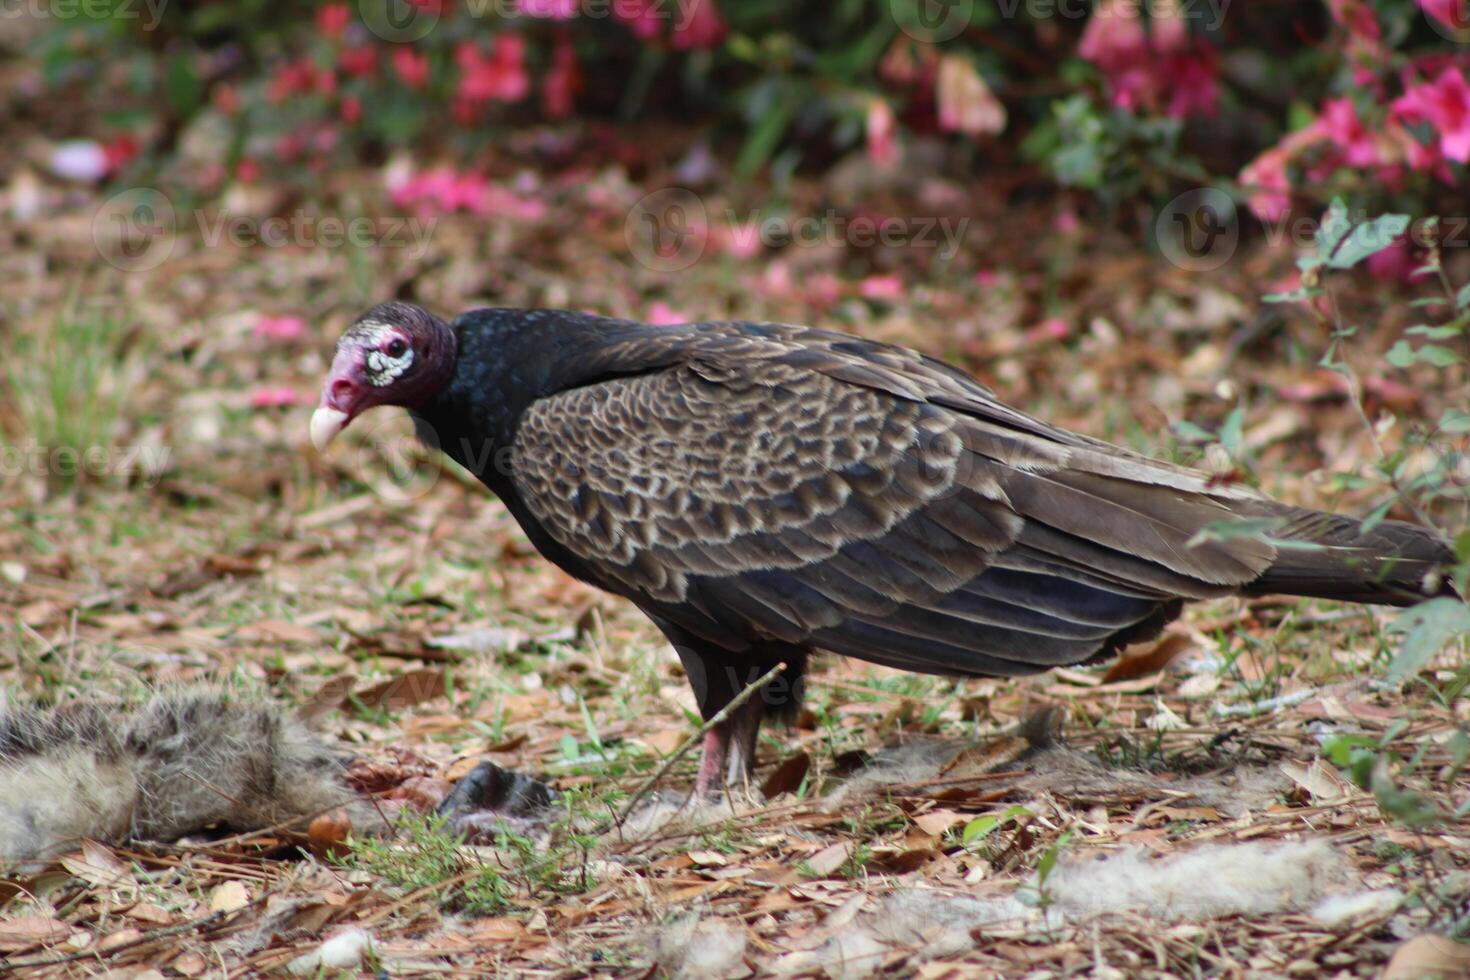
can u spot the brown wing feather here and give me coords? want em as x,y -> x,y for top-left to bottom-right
509,325 -> 1286,674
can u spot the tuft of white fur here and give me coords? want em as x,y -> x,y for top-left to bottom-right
1043,839 -> 1351,920
287,928 -> 374,975
653,916 -> 750,979
1311,888 -> 1404,928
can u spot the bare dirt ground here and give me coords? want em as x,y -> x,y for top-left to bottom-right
1,164 -> 1467,977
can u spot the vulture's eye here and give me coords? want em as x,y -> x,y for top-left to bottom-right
386,338 -> 408,358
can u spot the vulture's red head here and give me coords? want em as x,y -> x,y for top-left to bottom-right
310,302 -> 456,450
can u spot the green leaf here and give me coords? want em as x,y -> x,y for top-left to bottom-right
1263,287 -> 1324,304
1440,409 -> 1470,434
1321,734 -> 1377,768
1315,199 -> 1352,256
962,815 -> 1001,845
1405,324 -> 1464,339
1372,762 -> 1448,827
1036,830 -> 1073,885
1386,598 -> 1470,685
1386,341 -> 1463,368
1327,213 -> 1410,269
1457,282 -> 1470,311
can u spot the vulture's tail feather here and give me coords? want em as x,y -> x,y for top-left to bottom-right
1240,505 -> 1456,606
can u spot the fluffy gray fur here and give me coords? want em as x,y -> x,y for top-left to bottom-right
0,689 -> 378,864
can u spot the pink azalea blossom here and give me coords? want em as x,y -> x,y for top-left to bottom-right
615,0 -> 664,41
393,47 -> 430,89
647,302 -> 687,325
716,219 -> 763,259
1417,0 -> 1469,33
1077,0 -> 1218,118
388,167 -> 548,220
1392,67 -> 1470,162
858,273 -> 904,301
456,35 -> 530,113
866,98 -> 899,167
541,33 -> 580,119
253,315 -> 308,341
338,45 -> 378,78
250,387 -> 302,408
1317,98 -> 1379,167
316,3 -> 351,38
671,0 -> 726,50
975,269 -> 1002,288
1026,317 -> 1071,342
805,273 -> 843,308
1364,236 -> 1424,282
519,0 -> 578,17
1239,147 -> 1294,222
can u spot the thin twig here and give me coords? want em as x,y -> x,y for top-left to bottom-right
614,661 -> 787,828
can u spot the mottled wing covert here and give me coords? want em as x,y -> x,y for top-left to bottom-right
510,323 -> 1276,675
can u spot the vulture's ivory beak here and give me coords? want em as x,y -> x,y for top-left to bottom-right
310,406 -> 349,451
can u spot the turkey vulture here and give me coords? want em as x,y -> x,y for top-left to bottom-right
312,304 -> 1453,795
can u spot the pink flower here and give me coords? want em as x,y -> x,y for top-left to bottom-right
339,45 -> 378,78
1078,0 -> 1218,118
1239,147 -> 1293,222
866,98 -> 899,167
1418,0 -> 1469,33
975,269 -> 1002,288
647,302 -> 687,325
1078,0 -> 1147,73
1393,67 -> 1470,162
1317,98 -> 1379,167
1329,0 -> 1381,39
341,95 -> 362,124
393,47 -> 430,89
519,0 -> 578,16
253,315 -> 308,341
456,35 -> 530,109
671,0 -> 725,50
250,387 -> 302,408
716,218 -> 763,258
1364,236 -> 1423,282
316,3 -> 352,38
1026,317 -> 1071,342
236,157 -> 261,183
859,274 -> 904,301
615,0 -> 664,41
1161,50 -> 1219,119
936,55 -> 1006,136
541,33 -> 580,119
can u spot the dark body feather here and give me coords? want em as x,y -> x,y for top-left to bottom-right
404,308 -> 1453,791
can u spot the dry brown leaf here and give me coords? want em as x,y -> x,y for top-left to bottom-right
353,669 -> 447,711
803,841 -> 856,877
126,902 -> 175,926
912,808 -> 967,838
209,880 -> 250,913
1103,634 -> 1192,684
760,752 -> 811,797
0,915 -> 69,952
1280,759 -> 1352,804
60,839 -> 130,889
1382,935 -> 1470,980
